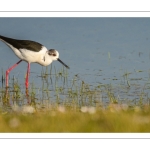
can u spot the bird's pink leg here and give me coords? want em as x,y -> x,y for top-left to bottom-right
6,60 -> 22,87
25,63 -> 30,89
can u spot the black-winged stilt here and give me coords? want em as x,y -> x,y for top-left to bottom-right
0,35 -> 69,88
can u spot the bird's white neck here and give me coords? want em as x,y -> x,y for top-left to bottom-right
37,48 -> 59,66
39,53 -> 53,66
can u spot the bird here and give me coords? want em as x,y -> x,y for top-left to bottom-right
0,35 -> 70,89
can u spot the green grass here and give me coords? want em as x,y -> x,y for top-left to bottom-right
0,105 -> 150,132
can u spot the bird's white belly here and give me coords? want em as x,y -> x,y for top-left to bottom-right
19,48 -> 42,63
9,47 -> 39,63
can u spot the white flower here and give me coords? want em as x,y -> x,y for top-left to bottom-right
81,106 -> 96,114
81,106 -> 88,113
88,107 -> 96,114
22,105 -> 35,114
57,106 -> 65,113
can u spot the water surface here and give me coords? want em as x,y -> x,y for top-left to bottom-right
0,18 -> 150,104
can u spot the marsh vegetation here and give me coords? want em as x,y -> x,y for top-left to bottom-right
0,65 -> 150,132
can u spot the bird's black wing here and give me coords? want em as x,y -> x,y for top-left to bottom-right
0,35 -> 43,52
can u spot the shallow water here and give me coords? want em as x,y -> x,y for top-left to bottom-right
0,18 -> 150,105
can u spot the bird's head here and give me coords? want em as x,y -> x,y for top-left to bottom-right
47,49 -> 69,69
47,49 -> 59,60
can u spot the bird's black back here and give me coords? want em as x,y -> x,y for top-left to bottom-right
0,35 -> 43,52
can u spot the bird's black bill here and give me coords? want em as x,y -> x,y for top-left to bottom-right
58,58 -> 70,69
